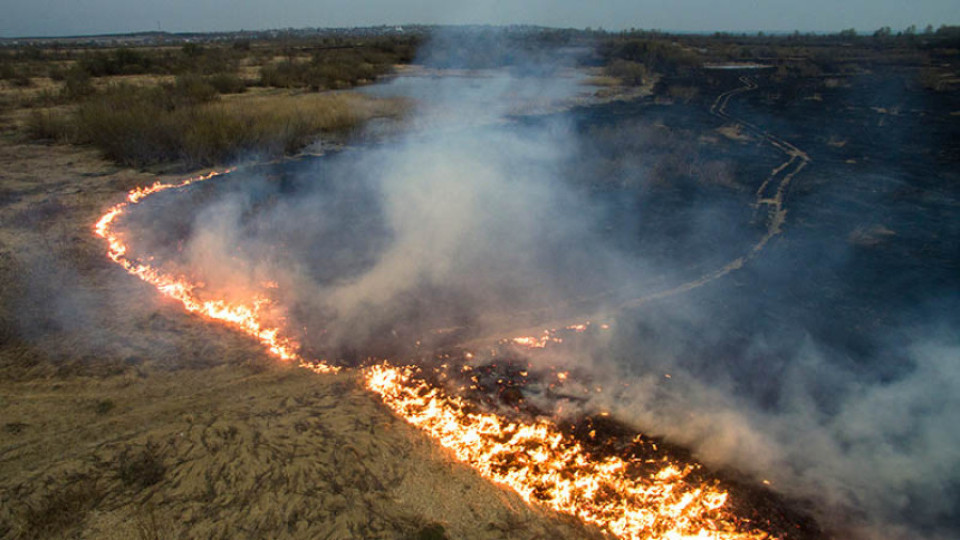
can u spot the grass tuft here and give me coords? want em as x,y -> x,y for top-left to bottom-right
118,442 -> 166,489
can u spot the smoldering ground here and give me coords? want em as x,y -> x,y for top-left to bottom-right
115,31 -> 960,540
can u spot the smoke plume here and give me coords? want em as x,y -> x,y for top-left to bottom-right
122,29 -> 960,540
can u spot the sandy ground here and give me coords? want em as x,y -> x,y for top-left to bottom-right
0,138 -> 596,539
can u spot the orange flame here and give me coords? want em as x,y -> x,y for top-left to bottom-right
366,363 -> 771,540
94,169 -> 337,372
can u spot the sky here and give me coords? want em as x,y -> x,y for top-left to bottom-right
1,0 -> 958,38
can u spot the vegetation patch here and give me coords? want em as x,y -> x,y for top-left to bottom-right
13,474 -> 104,539
27,83 -> 407,167
117,442 -> 166,489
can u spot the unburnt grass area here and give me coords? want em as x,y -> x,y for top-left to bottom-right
1,36 -> 416,170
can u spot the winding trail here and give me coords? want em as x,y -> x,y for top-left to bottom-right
460,76 -> 813,347
619,76 -> 811,307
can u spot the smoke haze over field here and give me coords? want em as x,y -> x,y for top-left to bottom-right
112,31 -> 960,540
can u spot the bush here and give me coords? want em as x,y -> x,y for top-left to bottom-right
259,61 -> 302,88
605,59 -> 647,86
26,110 -> 78,142
206,72 -> 247,94
168,73 -> 218,105
0,62 -> 16,80
72,85 -> 184,165
60,67 -> 95,101
78,48 -> 158,77
668,85 -> 700,102
260,49 -> 395,91
601,38 -> 701,76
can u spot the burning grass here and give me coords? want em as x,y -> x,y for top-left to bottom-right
91,154 -> 810,540
366,363 -> 773,540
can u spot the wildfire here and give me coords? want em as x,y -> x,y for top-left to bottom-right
93,169 -> 338,372
366,363 -> 770,540
96,171 -> 784,540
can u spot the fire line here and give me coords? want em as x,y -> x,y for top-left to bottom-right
94,168 -> 337,372
95,168 -> 780,539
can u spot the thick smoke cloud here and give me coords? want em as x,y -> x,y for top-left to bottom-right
124,29 -> 960,540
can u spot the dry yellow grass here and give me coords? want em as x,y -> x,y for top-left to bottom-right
21,86 -> 409,167
216,90 -> 409,136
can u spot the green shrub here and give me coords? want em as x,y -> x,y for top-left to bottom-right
10,72 -> 33,87
260,49 -> 394,91
47,64 -> 65,81
601,38 -> 701,76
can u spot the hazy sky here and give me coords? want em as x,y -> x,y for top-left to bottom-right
1,0 -> 957,38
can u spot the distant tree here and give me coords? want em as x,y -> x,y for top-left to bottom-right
839,28 -> 857,38
924,24 -> 934,35
873,26 -> 893,39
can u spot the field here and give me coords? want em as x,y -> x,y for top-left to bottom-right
2,26 -> 959,539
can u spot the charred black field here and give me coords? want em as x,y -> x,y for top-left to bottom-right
2,26 -> 959,540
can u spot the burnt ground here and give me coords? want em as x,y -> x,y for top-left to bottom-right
604,67 -> 960,403
0,142 -> 597,539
